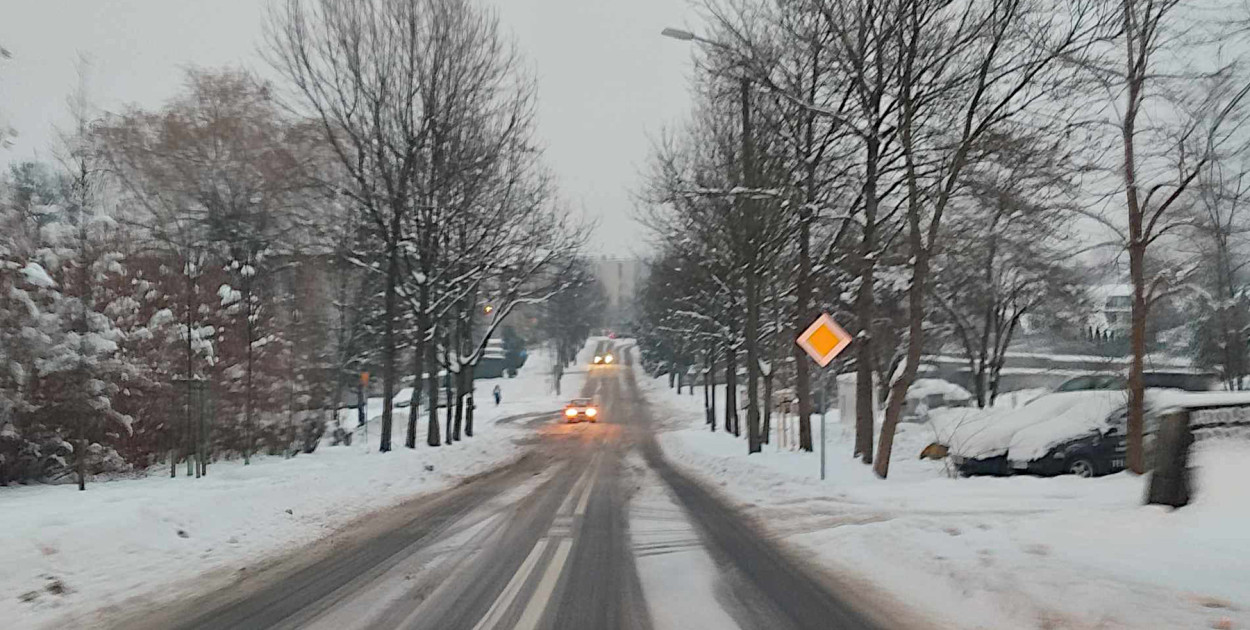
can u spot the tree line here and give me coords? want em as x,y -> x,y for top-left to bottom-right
636,0 -> 1250,478
0,0 -> 602,488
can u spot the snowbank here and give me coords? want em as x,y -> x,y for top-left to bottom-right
640,366 -> 1250,630
1,342 -> 593,630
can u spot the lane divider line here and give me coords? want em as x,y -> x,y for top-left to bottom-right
512,538 -> 575,630
573,457 -> 600,517
471,537 -> 550,630
557,452 -> 600,516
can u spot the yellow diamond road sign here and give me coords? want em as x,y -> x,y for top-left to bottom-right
797,313 -> 852,367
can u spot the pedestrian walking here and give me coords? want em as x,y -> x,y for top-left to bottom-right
493,384 -> 502,405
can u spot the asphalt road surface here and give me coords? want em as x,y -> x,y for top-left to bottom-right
126,345 -> 884,630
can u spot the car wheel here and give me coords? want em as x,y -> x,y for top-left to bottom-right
1068,458 -> 1096,478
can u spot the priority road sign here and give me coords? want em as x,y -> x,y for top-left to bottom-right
796,313 -> 852,367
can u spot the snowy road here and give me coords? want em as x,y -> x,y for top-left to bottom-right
114,348 -> 889,630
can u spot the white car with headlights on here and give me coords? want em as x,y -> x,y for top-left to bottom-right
563,398 -> 599,423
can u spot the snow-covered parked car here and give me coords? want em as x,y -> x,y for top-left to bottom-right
1006,396 -> 1130,477
903,378 -> 972,421
949,388 -> 1250,477
947,390 -> 1130,477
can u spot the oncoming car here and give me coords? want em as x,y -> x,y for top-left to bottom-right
593,352 -> 615,365
563,398 -> 599,423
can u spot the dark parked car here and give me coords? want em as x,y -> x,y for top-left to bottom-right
1010,406 -> 1129,477
954,389 -> 1250,478
949,390 -> 1130,478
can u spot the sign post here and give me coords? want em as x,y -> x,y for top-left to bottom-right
795,313 -> 853,481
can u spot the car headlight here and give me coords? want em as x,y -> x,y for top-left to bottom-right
565,408 -> 577,417
586,407 -> 597,417
604,355 -> 614,364
594,356 -> 602,364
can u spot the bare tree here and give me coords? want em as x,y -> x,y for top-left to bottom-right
267,0 -> 444,452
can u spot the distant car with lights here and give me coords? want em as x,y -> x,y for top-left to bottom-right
563,398 -> 599,423
592,352 -> 615,365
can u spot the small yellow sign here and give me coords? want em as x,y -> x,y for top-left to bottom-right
796,313 -> 852,367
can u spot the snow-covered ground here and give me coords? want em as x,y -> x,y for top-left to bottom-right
641,369 -> 1250,630
1,342 -> 592,630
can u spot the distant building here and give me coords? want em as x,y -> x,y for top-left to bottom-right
593,257 -> 646,327
1088,283 -> 1134,339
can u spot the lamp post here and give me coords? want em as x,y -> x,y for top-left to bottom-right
663,27 -> 764,453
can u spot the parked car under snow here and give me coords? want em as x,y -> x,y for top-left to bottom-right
947,390 -> 1129,477
947,389 -> 1250,477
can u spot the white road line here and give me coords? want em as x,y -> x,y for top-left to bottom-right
558,452 -> 600,515
471,537 -> 550,630
574,458 -> 600,517
512,538 -> 575,630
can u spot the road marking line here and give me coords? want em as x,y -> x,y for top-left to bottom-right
557,452 -> 600,515
512,538 -> 574,630
471,537 -> 550,630
574,458 -> 600,517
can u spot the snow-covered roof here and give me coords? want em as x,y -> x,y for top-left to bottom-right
907,378 -> 972,401
1090,283 -> 1134,301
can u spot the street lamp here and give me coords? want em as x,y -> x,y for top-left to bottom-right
660,27 -> 696,41
660,27 -> 731,50
662,24 -> 767,455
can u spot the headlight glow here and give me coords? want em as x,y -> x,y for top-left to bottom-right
586,407 -> 598,417
565,408 -> 577,417
604,355 -> 614,364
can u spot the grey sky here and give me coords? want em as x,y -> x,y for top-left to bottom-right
0,0 -> 698,256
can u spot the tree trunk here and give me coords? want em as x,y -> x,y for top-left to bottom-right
330,372 -> 345,435
426,327 -> 441,447
453,316 -> 465,442
874,80 -> 927,479
1123,32 -> 1147,474
464,363 -> 476,438
704,347 -> 713,427
379,241 -> 399,453
453,368 -> 464,442
1128,239 -> 1148,473
406,339 -> 422,449
77,438 -> 86,491
740,77 -> 762,454
726,345 -> 740,436
746,276 -> 762,453
763,368 -> 773,445
854,133 -> 881,465
874,252 -> 929,479
244,279 -> 254,465
708,345 -> 717,432
444,342 -> 454,445
794,211 -> 814,452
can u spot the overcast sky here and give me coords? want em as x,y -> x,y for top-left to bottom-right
0,0 -> 699,257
